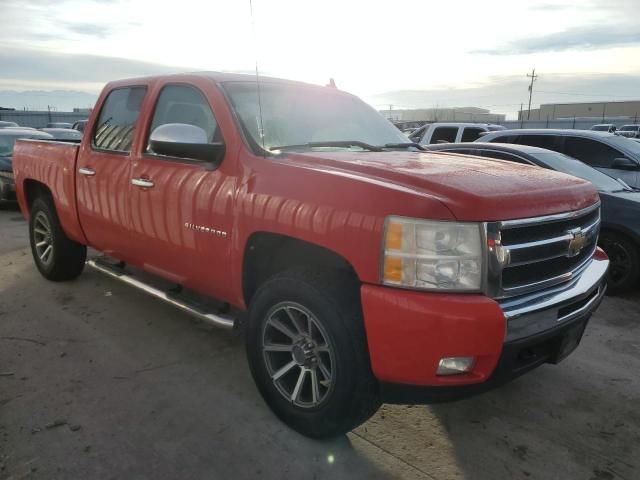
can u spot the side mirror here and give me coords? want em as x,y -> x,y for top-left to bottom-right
610,157 -> 639,170
149,123 -> 225,169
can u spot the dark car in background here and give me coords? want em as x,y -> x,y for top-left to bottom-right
72,119 -> 88,132
0,128 -> 54,202
39,128 -> 83,141
0,121 -> 19,128
479,129 -> 640,189
427,142 -> 640,293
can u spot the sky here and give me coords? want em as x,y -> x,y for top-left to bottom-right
1,0 -> 639,118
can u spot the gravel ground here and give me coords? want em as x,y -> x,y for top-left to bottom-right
1,204 -> 639,480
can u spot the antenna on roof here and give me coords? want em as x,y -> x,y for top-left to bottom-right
249,0 -> 266,156
327,78 -> 337,89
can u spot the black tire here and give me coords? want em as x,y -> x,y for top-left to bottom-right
246,269 -> 380,438
29,196 -> 87,281
599,231 -> 640,295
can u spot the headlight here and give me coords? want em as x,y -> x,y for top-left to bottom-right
382,216 -> 484,291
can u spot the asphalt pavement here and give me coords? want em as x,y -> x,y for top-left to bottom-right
1,204 -> 639,480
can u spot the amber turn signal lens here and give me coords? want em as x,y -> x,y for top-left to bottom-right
385,222 -> 403,250
383,256 -> 403,283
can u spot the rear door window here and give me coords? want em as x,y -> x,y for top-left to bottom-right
562,137 -> 624,168
514,135 -> 557,150
487,134 -> 518,144
92,87 -> 146,153
430,126 -> 458,144
461,127 -> 485,142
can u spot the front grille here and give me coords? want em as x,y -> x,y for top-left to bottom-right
489,203 -> 600,298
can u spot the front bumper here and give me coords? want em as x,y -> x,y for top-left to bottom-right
361,249 -> 608,401
0,174 -> 15,201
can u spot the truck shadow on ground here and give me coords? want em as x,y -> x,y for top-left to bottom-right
0,262 -> 397,479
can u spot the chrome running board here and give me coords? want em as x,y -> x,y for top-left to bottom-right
86,259 -> 235,329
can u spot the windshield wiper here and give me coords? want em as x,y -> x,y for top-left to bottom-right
380,142 -> 427,151
270,141 -> 384,152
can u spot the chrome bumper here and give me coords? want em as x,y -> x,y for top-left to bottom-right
500,255 -> 608,341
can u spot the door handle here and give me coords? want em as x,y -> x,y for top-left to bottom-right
131,178 -> 155,188
78,167 -> 96,176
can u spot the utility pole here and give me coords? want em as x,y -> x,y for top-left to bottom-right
388,104 -> 393,121
526,68 -> 538,120
520,103 -> 523,127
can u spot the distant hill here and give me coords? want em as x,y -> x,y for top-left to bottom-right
0,90 -> 99,112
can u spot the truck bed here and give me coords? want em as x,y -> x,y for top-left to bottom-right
13,139 -> 86,244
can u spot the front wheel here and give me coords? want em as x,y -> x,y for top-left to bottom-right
246,269 -> 380,438
29,196 -> 87,281
599,232 -> 640,294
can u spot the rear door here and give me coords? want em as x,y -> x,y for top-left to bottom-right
76,86 -> 146,260
561,136 -> 639,187
128,81 -> 236,300
428,126 -> 458,144
460,127 -> 486,142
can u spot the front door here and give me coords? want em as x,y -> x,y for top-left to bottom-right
76,86 -> 147,261
128,82 -> 235,300
562,136 -> 640,188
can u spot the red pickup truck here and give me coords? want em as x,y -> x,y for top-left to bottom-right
13,72 -> 608,438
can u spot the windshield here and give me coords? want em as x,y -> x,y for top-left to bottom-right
223,81 -> 407,153
606,134 -> 640,155
592,125 -> 610,131
620,125 -> 639,131
533,152 -> 627,191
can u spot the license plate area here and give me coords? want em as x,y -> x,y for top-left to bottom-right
548,321 -> 587,364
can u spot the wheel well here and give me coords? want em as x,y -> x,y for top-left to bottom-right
242,233 -> 359,306
23,180 -> 53,210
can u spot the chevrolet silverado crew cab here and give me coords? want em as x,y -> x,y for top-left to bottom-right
13,73 -> 608,438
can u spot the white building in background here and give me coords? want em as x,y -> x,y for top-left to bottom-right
380,107 -> 506,123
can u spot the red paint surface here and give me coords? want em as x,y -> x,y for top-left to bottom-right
361,284 -> 506,385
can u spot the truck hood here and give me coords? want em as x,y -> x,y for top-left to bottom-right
286,150 -> 599,221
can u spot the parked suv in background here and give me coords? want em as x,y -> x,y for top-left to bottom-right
617,125 -> 640,138
427,142 -> 640,293
409,122 -> 505,144
479,129 -> 640,189
591,124 -> 617,133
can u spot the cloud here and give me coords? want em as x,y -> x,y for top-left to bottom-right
0,46 -> 189,86
475,26 -> 640,55
63,22 -> 115,38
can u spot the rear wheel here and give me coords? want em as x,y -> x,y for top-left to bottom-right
246,269 -> 380,438
599,232 -> 640,294
29,197 -> 86,281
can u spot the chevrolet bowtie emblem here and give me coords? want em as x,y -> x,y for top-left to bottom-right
567,227 -> 587,257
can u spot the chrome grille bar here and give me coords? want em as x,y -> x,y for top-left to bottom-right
485,202 -> 601,299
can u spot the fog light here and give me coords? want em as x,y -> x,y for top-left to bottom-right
437,357 -> 475,375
